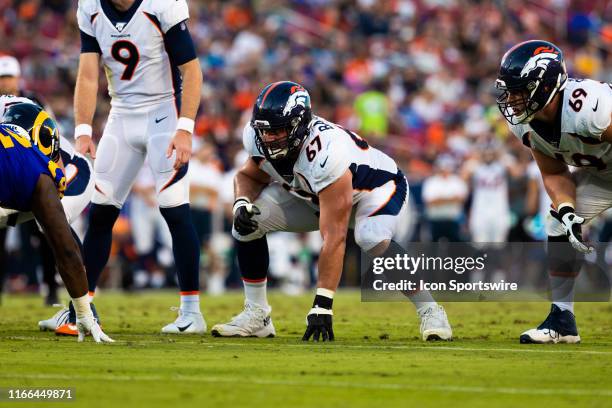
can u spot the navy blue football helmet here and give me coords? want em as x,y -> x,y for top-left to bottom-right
251,81 -> 312,163
496,40 -> 568,125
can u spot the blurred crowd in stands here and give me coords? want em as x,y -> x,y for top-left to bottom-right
0,0 -> 610,297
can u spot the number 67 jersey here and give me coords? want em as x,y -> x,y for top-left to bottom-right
77,0 -> 190,111
509,78 -> 612,178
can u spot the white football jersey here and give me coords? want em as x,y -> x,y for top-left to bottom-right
77,0 -> 190,110
243,116 -> 400,209
470,162 -> 509,216
509,78 -> 612,179
0,94 -> 34,115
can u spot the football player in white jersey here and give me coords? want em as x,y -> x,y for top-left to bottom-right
211,81 -> 453,341
496,40 -> 612,344
74,0 -> 204,333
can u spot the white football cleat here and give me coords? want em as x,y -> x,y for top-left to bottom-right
161,308 -> 207,334
419,304 -> 453,341
211,301 -> 275,338
38,306 -> 70,331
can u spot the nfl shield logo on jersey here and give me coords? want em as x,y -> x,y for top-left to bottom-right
115,22 -> 126,32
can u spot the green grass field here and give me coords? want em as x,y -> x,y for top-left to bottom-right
0,290 -> 611,408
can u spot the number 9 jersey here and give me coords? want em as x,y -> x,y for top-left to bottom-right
77,0 -> 193,111
0,124 -> 65,211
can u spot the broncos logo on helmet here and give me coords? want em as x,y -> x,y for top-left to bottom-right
1,102 -> 60,162
496,40 -> 567,125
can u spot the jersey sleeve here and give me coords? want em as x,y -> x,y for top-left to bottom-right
310,135 -> 350,194
76,0 -> 97,36
159,0 -> 190,33
242,123 -> 264,159
575,82 -> 612,140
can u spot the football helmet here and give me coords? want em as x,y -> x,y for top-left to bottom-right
2,102 -> 60,161
496,40 -> 567,125
251,81 -> 312,164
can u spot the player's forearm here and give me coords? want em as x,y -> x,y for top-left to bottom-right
178,59 -> 202,121
317,233 -> 347,291
74,78 -> 97,126
234,171 -> 267,202
74,56 -> 99,126
542,170 -> 576,208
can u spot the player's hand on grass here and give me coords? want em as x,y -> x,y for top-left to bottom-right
75,135 -> 96,159
550,204 -> 594,254
302,307 -> 334,342
233,198 -> 260,235
166,129 -> 192,170
77,315 -> 114,343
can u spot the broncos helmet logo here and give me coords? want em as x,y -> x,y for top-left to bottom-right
282,90 -> 310,116
520,53 -> 559,78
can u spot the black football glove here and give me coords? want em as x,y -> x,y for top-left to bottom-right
233,197 -> 261,236
550,204 -> 593,254
302,293 -> 334,342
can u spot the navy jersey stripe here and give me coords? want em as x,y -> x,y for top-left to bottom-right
62,153 -> 91,197
160,163 -> 189,193
80,30 -> 102,54
349,163 -> 406,217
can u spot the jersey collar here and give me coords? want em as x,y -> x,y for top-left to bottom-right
529,90 -> 564,149
100,0 -> 144,31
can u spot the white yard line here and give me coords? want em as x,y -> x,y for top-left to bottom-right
0,372 -> 610,397
3,335 -> 612,355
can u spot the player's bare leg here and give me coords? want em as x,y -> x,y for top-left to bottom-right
30,175 -> 112,343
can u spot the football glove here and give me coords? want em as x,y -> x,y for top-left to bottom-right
302,293 -> 334,342
233,197 -> 261,236
77,315 -> 114,343
550,204 -> 593,254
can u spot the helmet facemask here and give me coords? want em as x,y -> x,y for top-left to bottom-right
252,110 -> 310,163
496,74 -> 565,125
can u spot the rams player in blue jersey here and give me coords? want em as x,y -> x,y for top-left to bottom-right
0,109 -> 112,342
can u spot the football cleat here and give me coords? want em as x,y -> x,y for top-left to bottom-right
419,304 -> 453,341
38,305 -> 70,331
161,308 -> 207,334
54,301 -> 101,337
211,301 -> 275,338
520,304 -> 581,344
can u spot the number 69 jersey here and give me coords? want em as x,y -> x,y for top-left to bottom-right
508,78 -> 612,178
243,116 -> 407,217
77,0 -> 192,111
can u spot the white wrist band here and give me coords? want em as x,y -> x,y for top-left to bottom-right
71,294 -> 93,319
557,202 -> 575,211
177,117 -> 195,134
74,124 -> 92,137
316,288 -> 335,299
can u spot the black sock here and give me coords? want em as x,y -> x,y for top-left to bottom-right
160,204 -> 200,292
235,237 -> 269,282
83,204 -> 120,293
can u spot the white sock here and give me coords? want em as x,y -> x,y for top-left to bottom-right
409,290 -> 437,316
550,275 -> 575,313
243,279 -> 269,310
180,293 -> 201,314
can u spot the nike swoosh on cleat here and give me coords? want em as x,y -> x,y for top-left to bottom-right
155,116 -> 168,124
593,99 -> 599,111
177,322 -> 193,332
320,157 -> 329,168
